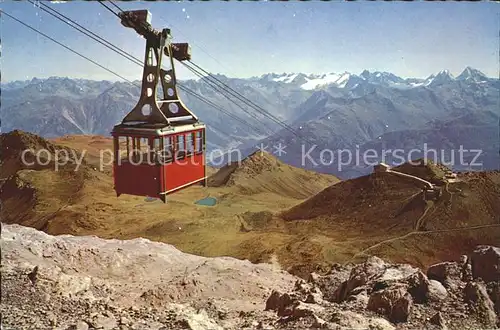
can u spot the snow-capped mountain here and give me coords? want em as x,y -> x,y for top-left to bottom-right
236,67 -> 498,177
421,70 -> 455,87
359,70 -> 407,86
2,67 -> 498,178
456,66 -> 490,83
260,72 -> 352,90
300,72 -> 352,90
254,67 -> 493,92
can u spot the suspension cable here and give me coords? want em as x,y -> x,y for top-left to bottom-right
187,61 -> 284,125
177,85 -> 266,136
100,2 -> 316,146
93,2 -> 275,134
3,9 -> 263,140
181,62 -> 277,133
97,1 -> 121,19
1,10 -> 132,83
186,60 -> 316,145
106,0 -> 124,13
28,0 -> 142,66
20,2 -> 268,136
104,0 -> 232,73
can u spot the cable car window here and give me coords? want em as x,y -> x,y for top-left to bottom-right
186,133 -> 194,156
157,136 -> 172,164
158,137 -> 164,151
118,136 -> 129,161
163,136 -> 171,150
202,130 -> 205,152
142,138 -> 151,163
131,137 -> 140,163
152,137 -> 160,152
150,137 -> 161,164
131,137 -> 149,163
135,137 -> 140,152
191,132 -> 196,154
140,138 -> 150,152
195,131 -> 202,154
126,137 -> 130,157
176,134 -> 185,159
164,136 -> 173,160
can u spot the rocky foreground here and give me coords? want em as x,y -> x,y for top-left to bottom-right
1,224 -> 499,330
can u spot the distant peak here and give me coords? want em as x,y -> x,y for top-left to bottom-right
424,69 -> 456,86
457,66 -> 488,81
436,69 -> 453,77
209,73 -> 228,80
360,70 -> 370,79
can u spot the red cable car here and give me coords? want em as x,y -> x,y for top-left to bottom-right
111,10 -> 206,203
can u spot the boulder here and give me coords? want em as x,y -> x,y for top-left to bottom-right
345,289 -> 370,309
367,285 -> 413,323
88,314 -> 117,330
470,245 -> 500,283
290,301 -> 323,320
331,310 -> 396,330
307,272 -> 321,284
313,265 -> 352,302
305,292 -> 324,304
464,282 -> 497,328
293,279 -> 323,302
486,282 -> 500,317
265,290 -> 295,317
334,256 -> 420,303
311,314 -> 328,329
429,312 -> 448,330
406,270 -> 431,303
427,262 -> 462,289
427,280 -> 448,302
404,270 -> 447,303
178,309 -> 223,330
335,257 -> 386,301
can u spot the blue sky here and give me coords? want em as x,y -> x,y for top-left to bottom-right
1,0 -> 498,82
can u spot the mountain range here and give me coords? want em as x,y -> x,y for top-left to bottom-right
1,67 -> 498,178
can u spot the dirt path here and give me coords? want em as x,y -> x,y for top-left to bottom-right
414,200 -> 434,231
348,223 -> 500,263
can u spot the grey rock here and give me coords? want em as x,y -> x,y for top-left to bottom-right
331,310 -> 396,330
427,280 -> 448,302
305,292 -> 324,305
464,281 -> 497,328
290,301 -> 317,320
406,270 -> 431,303
367,285 -> 413,323
334,256 -> 387,302
470,245 -> 500,283
429,312 -> 448,330
119,316 -> 130,325
89,314 -> 117,330
265,290 -> 295,317
427,262 -> 462,290
486,281 -> 500,318
311,314 -> 328,328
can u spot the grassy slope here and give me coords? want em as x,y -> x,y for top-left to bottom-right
1,131 -> 498,278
